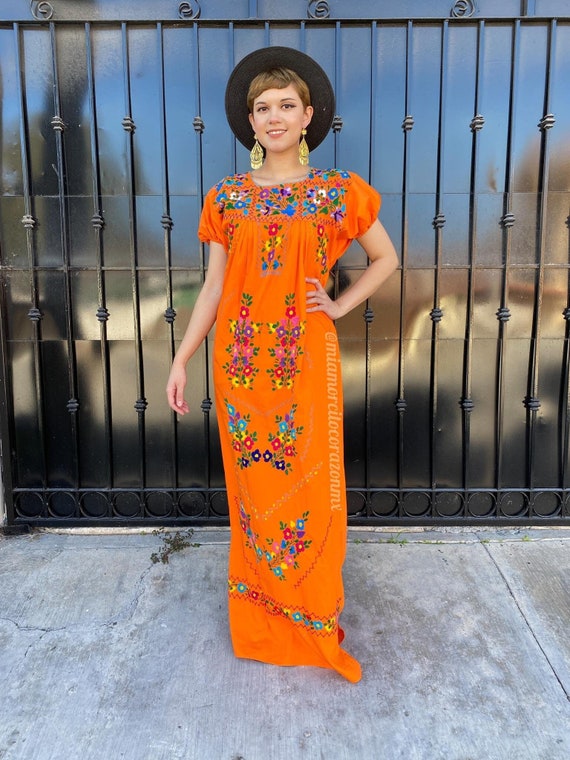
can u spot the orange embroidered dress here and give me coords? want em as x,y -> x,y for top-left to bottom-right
198,169 -> 380,683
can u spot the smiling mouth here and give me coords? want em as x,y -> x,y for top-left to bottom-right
267,129 -> 286,136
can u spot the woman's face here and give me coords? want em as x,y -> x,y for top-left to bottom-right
248,83 -> 313,158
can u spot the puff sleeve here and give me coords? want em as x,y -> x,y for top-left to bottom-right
197,183 -> 227,248
341,172 -> 382,240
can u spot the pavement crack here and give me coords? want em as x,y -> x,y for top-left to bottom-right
0,565 -> 154,635
480,540 -> 570,703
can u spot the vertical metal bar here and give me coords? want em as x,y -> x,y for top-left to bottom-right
229,22 -> 236,173
522,0 -> 537,16
331,20 -> 341,304
14,23 -> 49,511
157,23 -> 179,508
562,236 -> 570,495
525,19 -> 556,495
50,22 -> 80,509
429,21 -> 447,511
363,21 -> 377,516
195,21 -> 213,515
85,22 -> 114,512
0,252 -> 15,523
395,21 -> 413,512
460,20 -> 485,500
496,21 -> 520,495
121,22 -> 147,503
333,20 -> 341,172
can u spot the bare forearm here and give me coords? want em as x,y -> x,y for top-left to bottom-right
172,242 -> 227,368
334,254 -> 398,318
172,288 -> 219,367
306,219 -> 398,320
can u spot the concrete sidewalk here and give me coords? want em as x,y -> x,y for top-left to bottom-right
1,526 -> 570,760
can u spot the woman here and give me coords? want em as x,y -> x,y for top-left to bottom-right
166,46 -> 398,683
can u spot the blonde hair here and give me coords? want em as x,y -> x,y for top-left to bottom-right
247,67 -> 311,113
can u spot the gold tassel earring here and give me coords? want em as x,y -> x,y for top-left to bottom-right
250,135 -> 264,170
299,129 -> 309,166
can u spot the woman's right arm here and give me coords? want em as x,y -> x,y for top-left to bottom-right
166,241 -> 227,414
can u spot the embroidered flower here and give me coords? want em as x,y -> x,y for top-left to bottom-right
267,294 -> 305,390
224,294 -> 262,389
228,577 -> 336,634
260,221 -> 284,274
259,511 -> 312,580
225,401 -> 259,469
265,405 -> 304,475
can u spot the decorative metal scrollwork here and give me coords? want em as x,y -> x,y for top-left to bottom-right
432,213 -> 446,229
470,114 -> 484,132
21,214 -> 36,229
538,113 -> 555,131
30,1 -> 54,20
450,0 -> 476,18
134,397 -> 148,413
395,398 -> 407,413
308,0 -> 331,19
331,115 -> 343,133
179,1 -> 201,20
122,116 -> 136,133
67,398 -> 80,413
496,307 -> 511,323
523,396 -> 541,411
51,115 -> 65,132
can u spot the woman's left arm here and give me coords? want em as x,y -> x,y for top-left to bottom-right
306,219 -> 399,319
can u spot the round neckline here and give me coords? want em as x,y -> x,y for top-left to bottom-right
248,168 -> 315,189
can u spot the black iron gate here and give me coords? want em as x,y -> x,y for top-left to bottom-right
1,0 -> 570,526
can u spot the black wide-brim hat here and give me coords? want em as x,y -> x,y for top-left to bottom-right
224,46 -> 335,152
